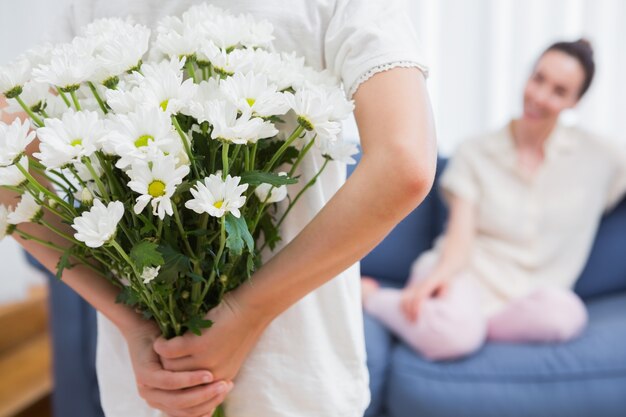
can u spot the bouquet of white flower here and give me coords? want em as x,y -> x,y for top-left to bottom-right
0,2 -> 357,349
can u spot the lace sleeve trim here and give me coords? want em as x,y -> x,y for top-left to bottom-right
348,61 -> 429,98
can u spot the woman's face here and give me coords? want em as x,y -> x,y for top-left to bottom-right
522,50 -> 585,123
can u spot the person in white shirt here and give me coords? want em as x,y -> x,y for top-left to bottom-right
362,39 -> 626,361
1,0 -> 436,416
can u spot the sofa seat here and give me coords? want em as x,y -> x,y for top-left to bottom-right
382,291 -> 626,417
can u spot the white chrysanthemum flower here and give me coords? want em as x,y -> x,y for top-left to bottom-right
285,86 -> 342,142
254,172 -> 288,203
321,140 -> 359,165
72,199 -> 124,248
239,15 -> 275,49
32,39 -> 97,90
185,174 -> 248,218
325,87 -> 355,121
0,118 -> 36,167
153,15 -> 203,59
220,72 -> 289,117
135,57 -> 196,114
103,107 -> 184,169
8,192 -> 42,225
302,67 -> 341,88
181,3 -> 226,26
21,43 -> 55,70
0,155 -> 28,187
6,81 -> 50,114
194,100 -> 277,145
34,110 -> 103,169
127,155 -> 190,219
0,58 -> 31,96
200,45 -> 255,77
0,205 -> 13,241
141,266 -> 161,284
86,20 -> 150,83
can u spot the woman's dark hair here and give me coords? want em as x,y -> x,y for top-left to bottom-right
544,38 -> 595,98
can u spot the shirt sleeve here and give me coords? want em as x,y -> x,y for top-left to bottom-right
324,0 -> 428,98
439,141 -> 481,205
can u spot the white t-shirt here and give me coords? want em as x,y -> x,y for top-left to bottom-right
50,1 -> 427,416
438,122 -> 626,316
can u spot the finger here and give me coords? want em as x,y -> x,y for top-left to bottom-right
154,335 -> 196,359
146,380 -> 231,412
161,355 -> 202,373
140,368 -> 213,391
180,381 -> 234,417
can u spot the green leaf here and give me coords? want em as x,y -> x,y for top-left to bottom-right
116,286 -> 140,306
186,315 -> 213,336
130,241 -> 165,270
55,248 -> 74,280
240,171 -> 298,187
158,244 -> 191,283
186,271 -> 205,283
225,213 -> 255,256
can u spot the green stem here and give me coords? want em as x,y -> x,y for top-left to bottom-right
48,168 -> 77,193
109,239 -> 139,275
276,159 -> 330,230
172,205 -> 195,258
40,219 -> 81,245
56,89 -> 71,107
14,229 -> 107,278
15,162 -> 75,215
15,96 -> 44,127
88,82 -> 108,114
171,115 -> 199,178
69,90 -> 81,111
82,157 -> 109,201
244,146 -> 250,171
67,165 -> 88,190
264,125 -> 305,172
289,136 -> 317,177
222,142 -> 230,178
186,60 -> 198,83
250,142 -> 258,170
202,216 -> 226,301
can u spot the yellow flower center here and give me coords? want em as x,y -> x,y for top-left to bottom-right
213,200 -> 224,209
246,98 -> 256,107
70,138 -> 83,147
148,180 -> 166,197
135,135 -> 154,148
159,99 -> 169,111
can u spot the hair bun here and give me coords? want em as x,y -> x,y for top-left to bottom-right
577,38 -> 594,54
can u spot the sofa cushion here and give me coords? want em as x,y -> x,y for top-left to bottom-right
385,292 -> 626,417
575,197 -> 626,299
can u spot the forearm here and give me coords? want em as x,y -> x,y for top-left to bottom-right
1,105 -> 145,336
236,68 -> 437,322
427,195 -> 475,281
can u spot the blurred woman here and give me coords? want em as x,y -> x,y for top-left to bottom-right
362,39 -> 626,360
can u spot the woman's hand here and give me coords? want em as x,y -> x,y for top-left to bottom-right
123,319 -> 233,417
400,275 -> 450,322
153,290 -> 271,382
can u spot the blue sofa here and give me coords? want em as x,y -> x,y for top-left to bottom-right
357,158 -> 626,417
